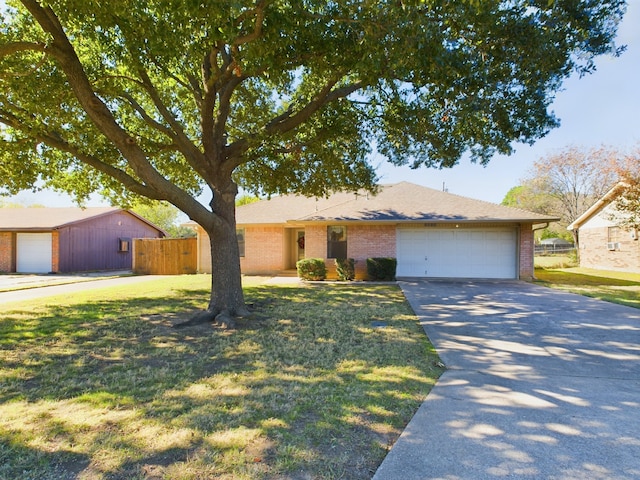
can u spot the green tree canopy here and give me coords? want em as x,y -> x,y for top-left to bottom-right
0,0 -> 627,318
611,146 -> 640,229
131,200 -> 195,238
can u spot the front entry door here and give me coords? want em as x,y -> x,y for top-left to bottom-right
296,230 -> 305,261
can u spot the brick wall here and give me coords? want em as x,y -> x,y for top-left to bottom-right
304,224 -> 396,279
579,227 -> 640,272
348,225 -> 396,279
51,231 -> 59,273
240,226 -> 285,274
0,232 -> 13,272
196,225 -> 288,274
303,225 -> 327,260
519,224 -> 534,280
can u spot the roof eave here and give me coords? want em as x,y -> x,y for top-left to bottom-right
289,217 -> 560,225
567,182 -> 628,230
0,227 -> 55,232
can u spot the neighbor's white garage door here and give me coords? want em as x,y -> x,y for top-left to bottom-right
397,228 -> 517,279
16,233 -> 53,273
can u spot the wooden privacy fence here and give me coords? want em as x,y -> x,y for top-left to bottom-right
133,237 -> 197,275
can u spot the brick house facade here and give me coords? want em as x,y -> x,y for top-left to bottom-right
578,226 -> 640,272
191,182 -> 555,280
569,184 -> 640,273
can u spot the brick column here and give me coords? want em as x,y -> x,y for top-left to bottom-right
519,224 -> 534,280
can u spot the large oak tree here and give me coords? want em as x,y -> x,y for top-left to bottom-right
0,0 -> 627,318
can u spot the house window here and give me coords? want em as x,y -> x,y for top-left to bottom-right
327,226 -> 347,259
118,238 -> 130,252
237,229 -> 245,257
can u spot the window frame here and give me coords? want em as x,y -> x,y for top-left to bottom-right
236,228 -> 245,257
118,237 -> 131,253
327,225 -> 347,259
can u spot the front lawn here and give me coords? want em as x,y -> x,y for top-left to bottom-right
0,276 -> 443,480
534,268 -> 640,309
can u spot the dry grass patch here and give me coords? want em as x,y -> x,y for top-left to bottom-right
0,276 -> 443,479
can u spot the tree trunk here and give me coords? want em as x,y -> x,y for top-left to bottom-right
205,221 -> 248,317
204,181 -> 249,318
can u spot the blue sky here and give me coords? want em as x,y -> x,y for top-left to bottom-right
8,2 -> 640,207
377,1 -> 640,203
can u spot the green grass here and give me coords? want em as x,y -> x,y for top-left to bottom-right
0,276 -> 443,479
534,255 -> 577,269
535,268 -> 640,308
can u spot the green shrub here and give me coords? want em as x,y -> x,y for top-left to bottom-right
366,257 -> 397,281
335,258 -> 356,281
296,258 -> 327,281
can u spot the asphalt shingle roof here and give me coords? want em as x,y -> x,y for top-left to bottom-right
237,182 -> 558,225
0,207 -> 123,230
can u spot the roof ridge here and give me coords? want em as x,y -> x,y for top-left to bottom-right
291,191 -> 366,220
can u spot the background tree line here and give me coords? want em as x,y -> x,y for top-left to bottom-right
502,144 -> 640,244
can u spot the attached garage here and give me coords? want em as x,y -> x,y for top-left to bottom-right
16,232 -> 53,273
397,227 -> 518,279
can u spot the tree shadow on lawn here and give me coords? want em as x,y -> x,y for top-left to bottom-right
0,284 -> 443,479
0,429 -> 91,480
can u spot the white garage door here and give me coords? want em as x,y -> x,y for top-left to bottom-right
397,228 -> 517,279
17,233 -> 53,273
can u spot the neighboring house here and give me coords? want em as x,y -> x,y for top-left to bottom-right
0,207 -> 165,273
568,182 -> 640,273
191,182 -> 557,280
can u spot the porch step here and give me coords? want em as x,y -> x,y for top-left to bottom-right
277,269 -> 299,277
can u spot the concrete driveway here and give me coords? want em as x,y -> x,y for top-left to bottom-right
374,280 -> 640,480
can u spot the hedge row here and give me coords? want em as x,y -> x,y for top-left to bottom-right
296,257 -> 397,281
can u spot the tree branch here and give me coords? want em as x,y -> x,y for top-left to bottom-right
265,79 -> 364,134
214,72 -> 245,147
232,0 -> 267,46
117,91 -> 174,137
0,41 -> 49,78
186,72 -> 204,109
136,68 -> 206,168
16,0 -> 218,229
0,41 -> 47,57
223,78 -> 366,173
0,107 -> 156,198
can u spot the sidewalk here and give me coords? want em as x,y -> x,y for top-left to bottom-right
0,274 -> 303,305
0,270 -> 133,293
0,274 -> 166,305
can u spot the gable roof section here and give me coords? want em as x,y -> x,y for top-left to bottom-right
237,182 -> 558,225
0,207 -> 165,234
567,182 -> 628,231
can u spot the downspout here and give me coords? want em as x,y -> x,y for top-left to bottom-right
532,222 -> 550,233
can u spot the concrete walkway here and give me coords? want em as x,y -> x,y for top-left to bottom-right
0,274 -> 169,305
374,280 -> 640,480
